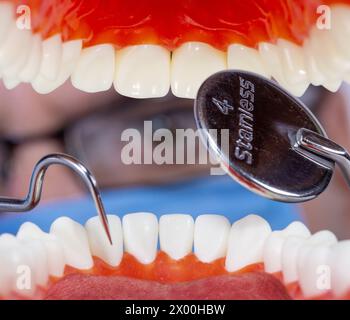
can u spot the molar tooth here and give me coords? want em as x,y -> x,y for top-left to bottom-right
303,39 -> 326,86
277,39 -> 309,96
85,215 -> 123,267
71,44 -> 115,93
159,214 -> 194,261
281,230 -> 337,285
32,40 -> 82,94
18,34 -> 42,82
263,221 -> 310,274
123,213 -> 158,264
194,214 -> 230,263
36,34 -> 63,81
17,222 -> 65,278
50,217 -> 93,270
297,244 -> 332,298
225,214 -> 271,272
0,2 -> 15,43
227,44 -> 269,78
171,42 -> 227,99
329,240 -> 350,297
114,44 -> 170,98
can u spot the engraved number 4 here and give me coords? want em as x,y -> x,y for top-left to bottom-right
212,98 -> 234,115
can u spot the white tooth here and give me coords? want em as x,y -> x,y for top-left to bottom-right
329,240 -> 350,297
259,42 -> 288,89
329,5 -> 350,59
277,39 -> 309,96
303,39 -> 326,86
22,240 -> 49,287
159,214 -> 194,260
0,2 -> 14,43
0,235 -> 35,297
194,214 -> 230,263
306,27 -> 347,92
171,42 -> 226,99
114,44 -> 170,98
32,40 -> 82,94
17,222 -> 65,277
298,244 -> 332,298
2,31 -> 32,79
282,230 -> 337,284
0,26 -> 31,71
123,212 -> 158,264
263,221 -> 310,273
50,217 -> 93,270
71,44 -> 115,93
227,44 -> 269,78
18,34 -> 42,82
225,214 -> 271,272
281,236 -> 306,284
306,230 -> 337,246
85,215 -> 123,267
36,34 -> 63,81
2,77 -> 20,89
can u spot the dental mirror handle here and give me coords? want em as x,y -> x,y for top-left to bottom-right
296,128 -> 350,187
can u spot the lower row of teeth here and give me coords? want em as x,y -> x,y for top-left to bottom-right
0,3 -> 350,98
0,212 -> 349,299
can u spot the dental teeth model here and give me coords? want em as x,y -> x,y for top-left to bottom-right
0,1 -> 350,98
0,213 -> 349,300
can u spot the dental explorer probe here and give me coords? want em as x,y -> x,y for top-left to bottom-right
0,153 -> 113,244
195,70 -> 350,203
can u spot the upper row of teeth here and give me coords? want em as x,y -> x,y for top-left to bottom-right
0,213 -> 349,299
0,2 -> 350,98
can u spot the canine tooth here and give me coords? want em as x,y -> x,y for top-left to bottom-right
227,44 -> 269,78
277,39 -> 309,96
17,222 -> 65,277
85,215 -> 123,267
71,44 -> 115,93
36,34 -> 62,81
18,34 -> 42,82
171,42 -> 226,99
0,2 -> 14,43
225,215 -> 271,272
259,42 -> 288,89
32,40 -> 82,94
50,217 -> 93,270
0,26 -> 31,71
123,213 -> 158,264
329,240 -> 350,297
159,214 -> 194,260
298,244 -> 332,298
114,44 -> 170,98
263,221 -> 310,273
194,214 -> 230,263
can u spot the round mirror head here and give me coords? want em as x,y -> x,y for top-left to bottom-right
194,70 -> 334,203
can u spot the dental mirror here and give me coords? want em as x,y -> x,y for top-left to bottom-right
194,70 -> 334,203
